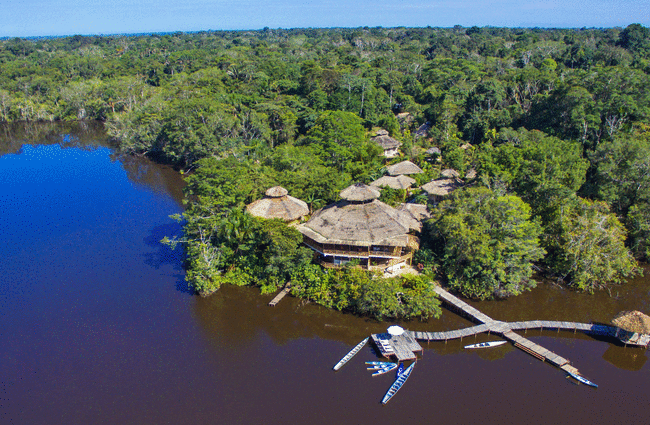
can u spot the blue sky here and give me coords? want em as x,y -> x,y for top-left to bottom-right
2,0 -> 649,38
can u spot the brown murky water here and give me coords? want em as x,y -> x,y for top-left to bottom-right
2,124 -> 648,425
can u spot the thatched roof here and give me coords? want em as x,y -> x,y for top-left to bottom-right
265,186 -> 288,197
421,178 -> 461,196
440,168 -> 460,178
246,186 -> 309,222
297,199 -> 422,247
612,311 -> 650,334
397,112 -> 413,122
339,183 -> 381,202
370,175 -> 416,190
387,160 -> 424,176
415,122 -> 431,138
397,203 -> 430,221
465,168 -> 477,179
375,129 -> 389,136
426,147 -> 441,155
373,134 -> 401,150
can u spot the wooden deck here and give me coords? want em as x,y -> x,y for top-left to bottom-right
417,286 -> 644,375
371,332 -> 422,362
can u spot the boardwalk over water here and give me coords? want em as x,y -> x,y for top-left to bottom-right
406,286 -> 646,376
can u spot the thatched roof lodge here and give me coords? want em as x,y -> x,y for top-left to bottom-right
372,130 -> 401,158
296,183 -> 424,271
612,310 -> 650,347
246,186 -> 309,222
370,175 -> 416,190
387,160 -> 424,176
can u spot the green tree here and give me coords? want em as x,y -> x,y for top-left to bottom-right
432,188 -> 544,299
590,124 -> 650,214
479,128 -> 588,216
432,187 -> 545,299
543,198 -> 640,291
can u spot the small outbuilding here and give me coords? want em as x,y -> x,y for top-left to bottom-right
372,130 -> 401,158
387,160 -> 424,176
246,186 -> 309,223
612,310 -> 650,347
440,168 -> 461,179
370,175 -> 416,190
421,178 -> 462,202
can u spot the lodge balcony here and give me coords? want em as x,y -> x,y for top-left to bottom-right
302,236 -> 419,259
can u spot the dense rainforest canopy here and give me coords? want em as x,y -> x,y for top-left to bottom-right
2,25 -> 649,315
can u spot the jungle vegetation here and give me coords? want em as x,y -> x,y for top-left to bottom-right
2,24 -> 649,313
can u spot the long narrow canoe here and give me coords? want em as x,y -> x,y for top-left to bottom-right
372,363 -> 398,376
381,362 -> 415,404
567,372 -> 598,388
333,337 -> 369,371
367,363 -> 396,370
464,341 -> 507,349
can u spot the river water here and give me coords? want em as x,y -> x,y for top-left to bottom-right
1,123 -> 649,425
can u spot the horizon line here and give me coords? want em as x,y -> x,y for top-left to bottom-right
0,23 -> 637,40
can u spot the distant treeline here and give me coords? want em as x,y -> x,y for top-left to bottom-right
3,25 -> 649,313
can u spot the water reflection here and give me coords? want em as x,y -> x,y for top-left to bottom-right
0,121 -> 110,154
116,153 -> 186,206
195,274 -> 650,372
0,122 -> 186,206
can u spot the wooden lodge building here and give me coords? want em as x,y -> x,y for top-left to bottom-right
296,183 -> 425,271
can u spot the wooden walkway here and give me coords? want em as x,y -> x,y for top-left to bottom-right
268,282 -> 291,307
411,322 -> 617,342
413,286 -> 637,377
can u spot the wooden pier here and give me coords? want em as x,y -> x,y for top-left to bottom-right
268,282 -> 291,307
409,285 -> 641,377
338,284 -> 646,389
371,332 -> 422,362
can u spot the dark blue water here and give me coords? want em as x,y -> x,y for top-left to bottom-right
2,125 -> 649,425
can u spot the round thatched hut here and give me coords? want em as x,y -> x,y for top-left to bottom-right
387,160 -> 424,176
246,186 -> 309,223
296,183 -> 423,270
370,175 -> 416,190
